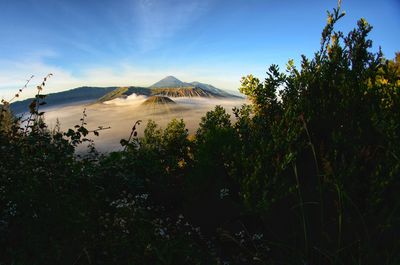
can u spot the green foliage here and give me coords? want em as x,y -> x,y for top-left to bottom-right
190,105 -> 239,204
235,5 -> 400,264
0,103 -> 15,134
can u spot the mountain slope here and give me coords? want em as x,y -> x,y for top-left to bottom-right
97,87 -> 151,103
150,76 -> 238,98
10,86 -> 117,114
151,87 -> 217,97
189,81 -> 238,97
142,96 -> 176,105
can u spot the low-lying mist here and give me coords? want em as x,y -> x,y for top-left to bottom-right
42,96 -> 247,152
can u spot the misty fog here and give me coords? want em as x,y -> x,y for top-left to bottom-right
42,95 -> 247,152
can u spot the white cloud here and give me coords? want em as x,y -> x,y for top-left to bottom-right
0,57 -> 81,101
103,93 -> 147,106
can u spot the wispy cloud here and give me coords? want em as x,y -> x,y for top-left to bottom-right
0,54 -> 81,101
133,0 -> 210,51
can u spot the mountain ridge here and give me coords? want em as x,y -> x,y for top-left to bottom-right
9,76 -> 241,114
10,86 -> 117,114
149,76 -> 240,98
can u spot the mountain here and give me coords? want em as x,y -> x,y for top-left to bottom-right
151,87 -> 215,97
150,76 -> 190,88
10,86 -> 117,114
96,87 -> 151,103
149,76 -> 239,98
98,77 -> 228,103
142,96 -> 176,105
9,76 -> 241,113
98,85 -> 216,103
189,81 -> 236,97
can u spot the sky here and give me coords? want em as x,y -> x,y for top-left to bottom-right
0,0 -> 399,100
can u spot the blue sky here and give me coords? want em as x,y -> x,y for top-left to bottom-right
1,0 -> 399,99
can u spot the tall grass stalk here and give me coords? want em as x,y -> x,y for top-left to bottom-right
292,162 -> 309,256
300,115 -> 325,231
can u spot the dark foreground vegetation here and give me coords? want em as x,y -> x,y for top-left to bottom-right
1,7 -> 399,265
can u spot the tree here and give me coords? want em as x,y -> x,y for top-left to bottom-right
237,5 -> 400,264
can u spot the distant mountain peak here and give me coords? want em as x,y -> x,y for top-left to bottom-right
150,76 -> 189,88
165,75 -> 179,80
148,76 -> 239,98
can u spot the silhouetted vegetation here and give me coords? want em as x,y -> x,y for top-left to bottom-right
1,6 -> 399,265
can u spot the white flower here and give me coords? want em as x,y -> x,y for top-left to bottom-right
220,188 -> 230,199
